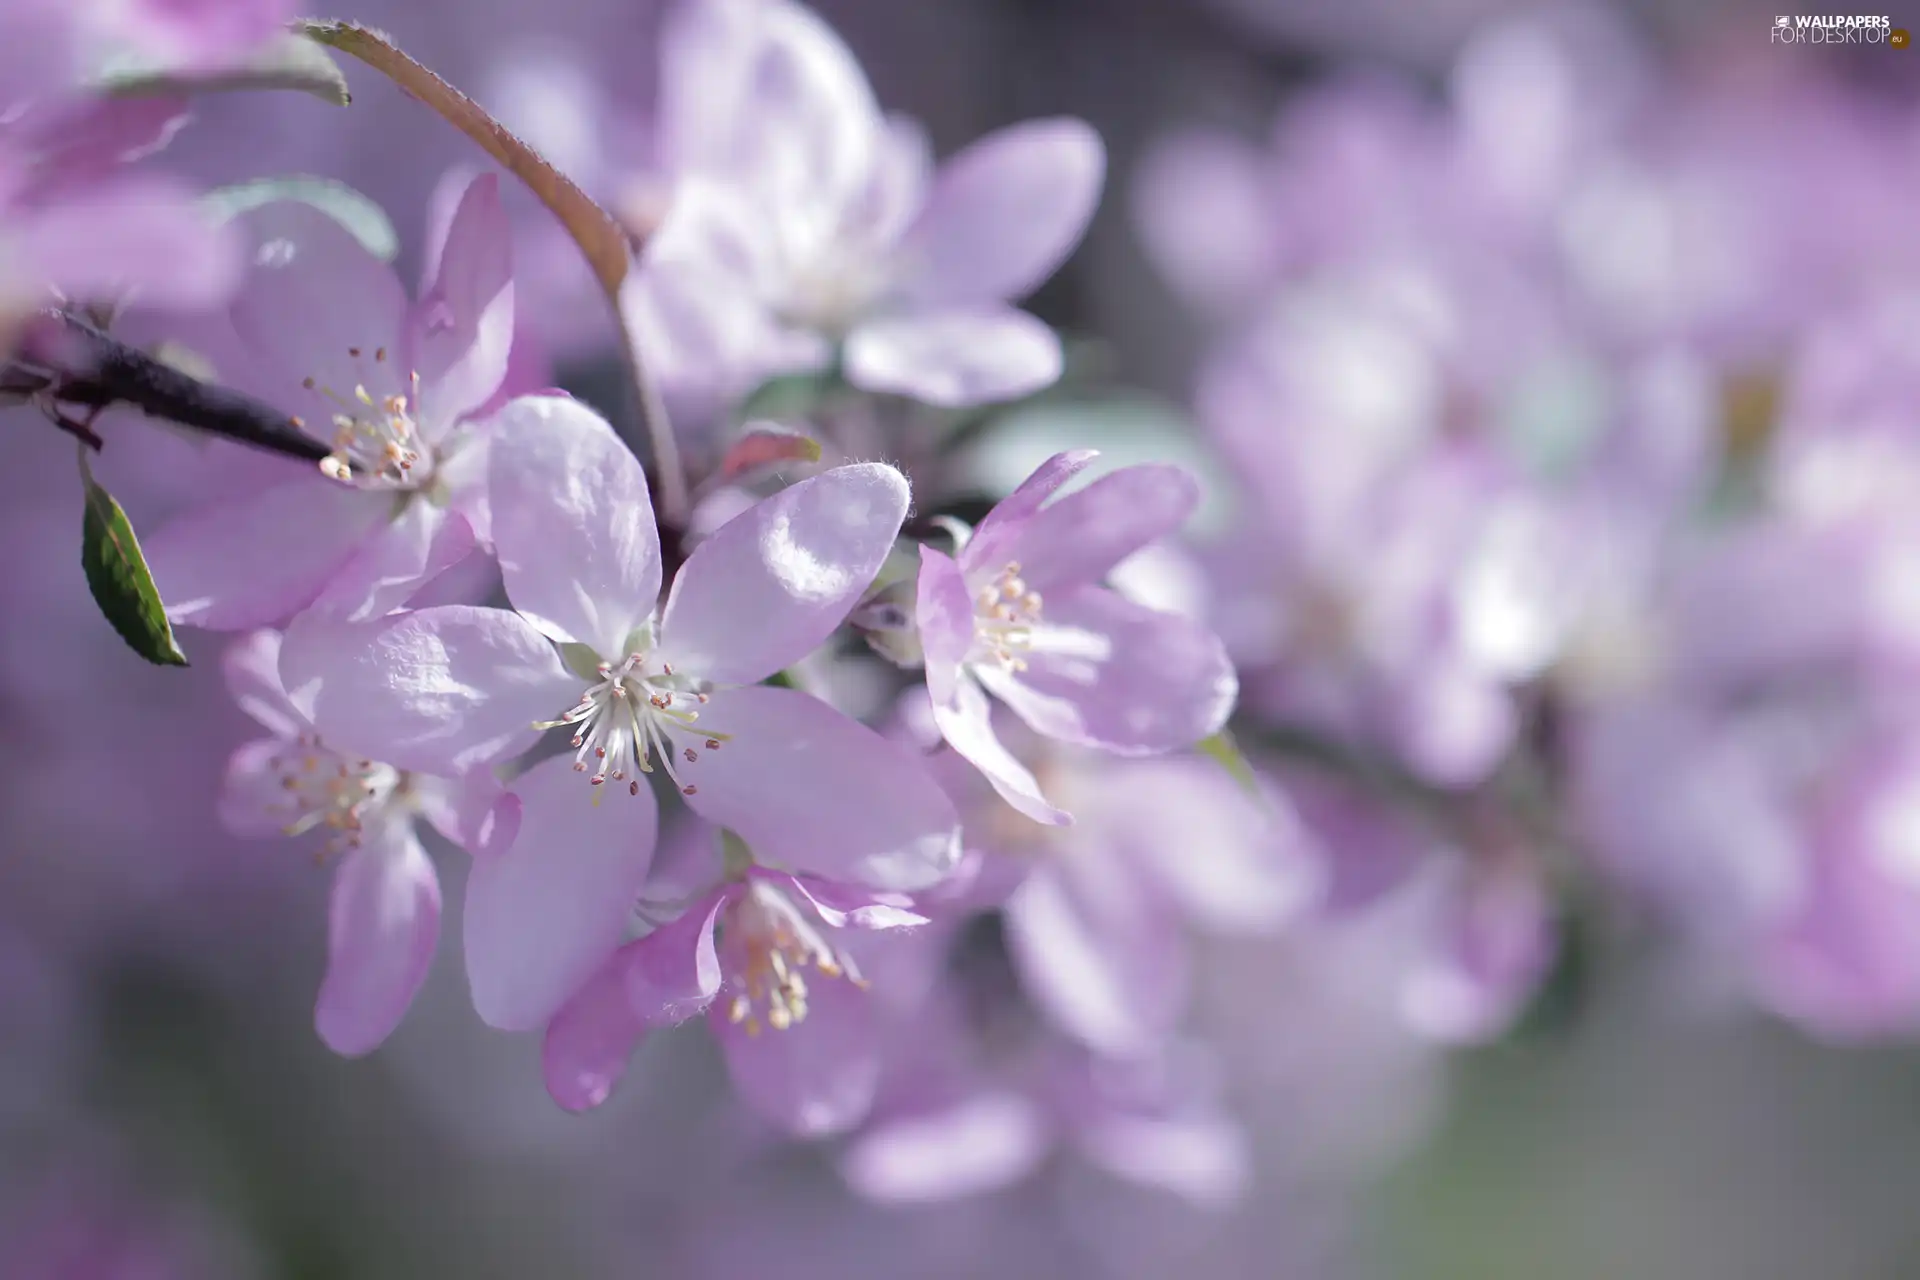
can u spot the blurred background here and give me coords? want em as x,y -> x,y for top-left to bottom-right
10,0 -> 1920,1276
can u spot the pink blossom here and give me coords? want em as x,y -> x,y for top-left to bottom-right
144,171 -> 515,630
544,844 -> 926,1135
915,451 -> 1237,823
622,0 -> 1105,411
282,398 -> 959,1028
218,629 -> 518,1055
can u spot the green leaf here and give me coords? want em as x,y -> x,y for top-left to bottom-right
95,32 -> 352,105
1196,730 -> 1259,797
203,175 -> 400,261
78,455 -> 188,667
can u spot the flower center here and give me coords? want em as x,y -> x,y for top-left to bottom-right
297,346 -> 434,489
971,560 -> 1044,672
720,881 -> 861,1036
541,653 -> 726,797
775,245 -> 888,336
264,732 -> 403,858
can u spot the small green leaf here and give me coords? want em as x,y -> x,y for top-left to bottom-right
79,455 -> 188,668
1196,730 -> 1259,797
203,175 -> 400,261
95,32 -> 352,105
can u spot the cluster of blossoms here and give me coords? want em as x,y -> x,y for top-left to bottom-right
0,0 -> 1285,1214
11,0 -> 1920,1265
1136,5 -> 1920,1039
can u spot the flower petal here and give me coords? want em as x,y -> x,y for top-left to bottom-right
657,463 -> 909,684
931,676 -> 1071,827
978,586 -> 1237,755
990,464 -> 1200,595
679,685 -> 961,892
12,178 -> 239,315
1090,759 -> 1321,933
218,738 -> 298,838
464,756 -> 659,1031
413,770 -> 522,858
1072,1109 -> 1250,1209
780,874 -> 925,930
283,606 -> 576,777
710,970 -> 879,1137
844,307 -> 1061,408
414,172 -> 515,428
309,499 -> 472,624
894,117 -> 1105,307
963,449 -> 1098,572
315,818 -> 442,1057
488,395 -> 662,659
542,945 -> 647,1113
145,481 -> 388,631
229,199 -> 411,417
841,1092 -> 1052,1203
914,544 -> 975,706
221,628 -> 306,738
625,889 -> 728,1024
1003,859 -> 1185,1056
659,0 -> 882,220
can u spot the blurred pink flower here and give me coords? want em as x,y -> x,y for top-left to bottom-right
622,0 -> 1104,412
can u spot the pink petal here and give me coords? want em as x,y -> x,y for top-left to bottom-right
845,113 -> 933,249
1072,1110 -> 1250,1209
931,676 -> 1071,827
914,544 -> 975,706
843,307 -> 1061,408
710,971 -> 879,1137
464,756 -> 659,1031
780,874 -> 925,930
988,463 -> 1200,595
1003,860 -> 1186,1056
220,628 -> 305,737
1132,129 -> 1278,314
658,0 -> 882,218
657,463 -> 909,684
218,738 -> 297,838
309,499 -> 471,624
542,945 -> 647,1113
315,818 -> 442,1057
1385,663 -> 1518,789
414,172 -> 515,428
489,395 -> 662,659
678,685 -> 961,892
624,890 -> 727,1025
145,480 -> 389,631
895,117 -> 1105,307
978,586 -> 1237,755
284,606 -> 577,777
11,178 -> 239,313
964,449 -> 1098,572
229,199 -> 411,420
841,1092 -> 1052,1204
1092,760 -> 1320,933
412,770 -> 522,858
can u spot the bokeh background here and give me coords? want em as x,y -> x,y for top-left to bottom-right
9,0 -> 1920,1276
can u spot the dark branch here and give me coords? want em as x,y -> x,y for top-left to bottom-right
13,312 -> 333,467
